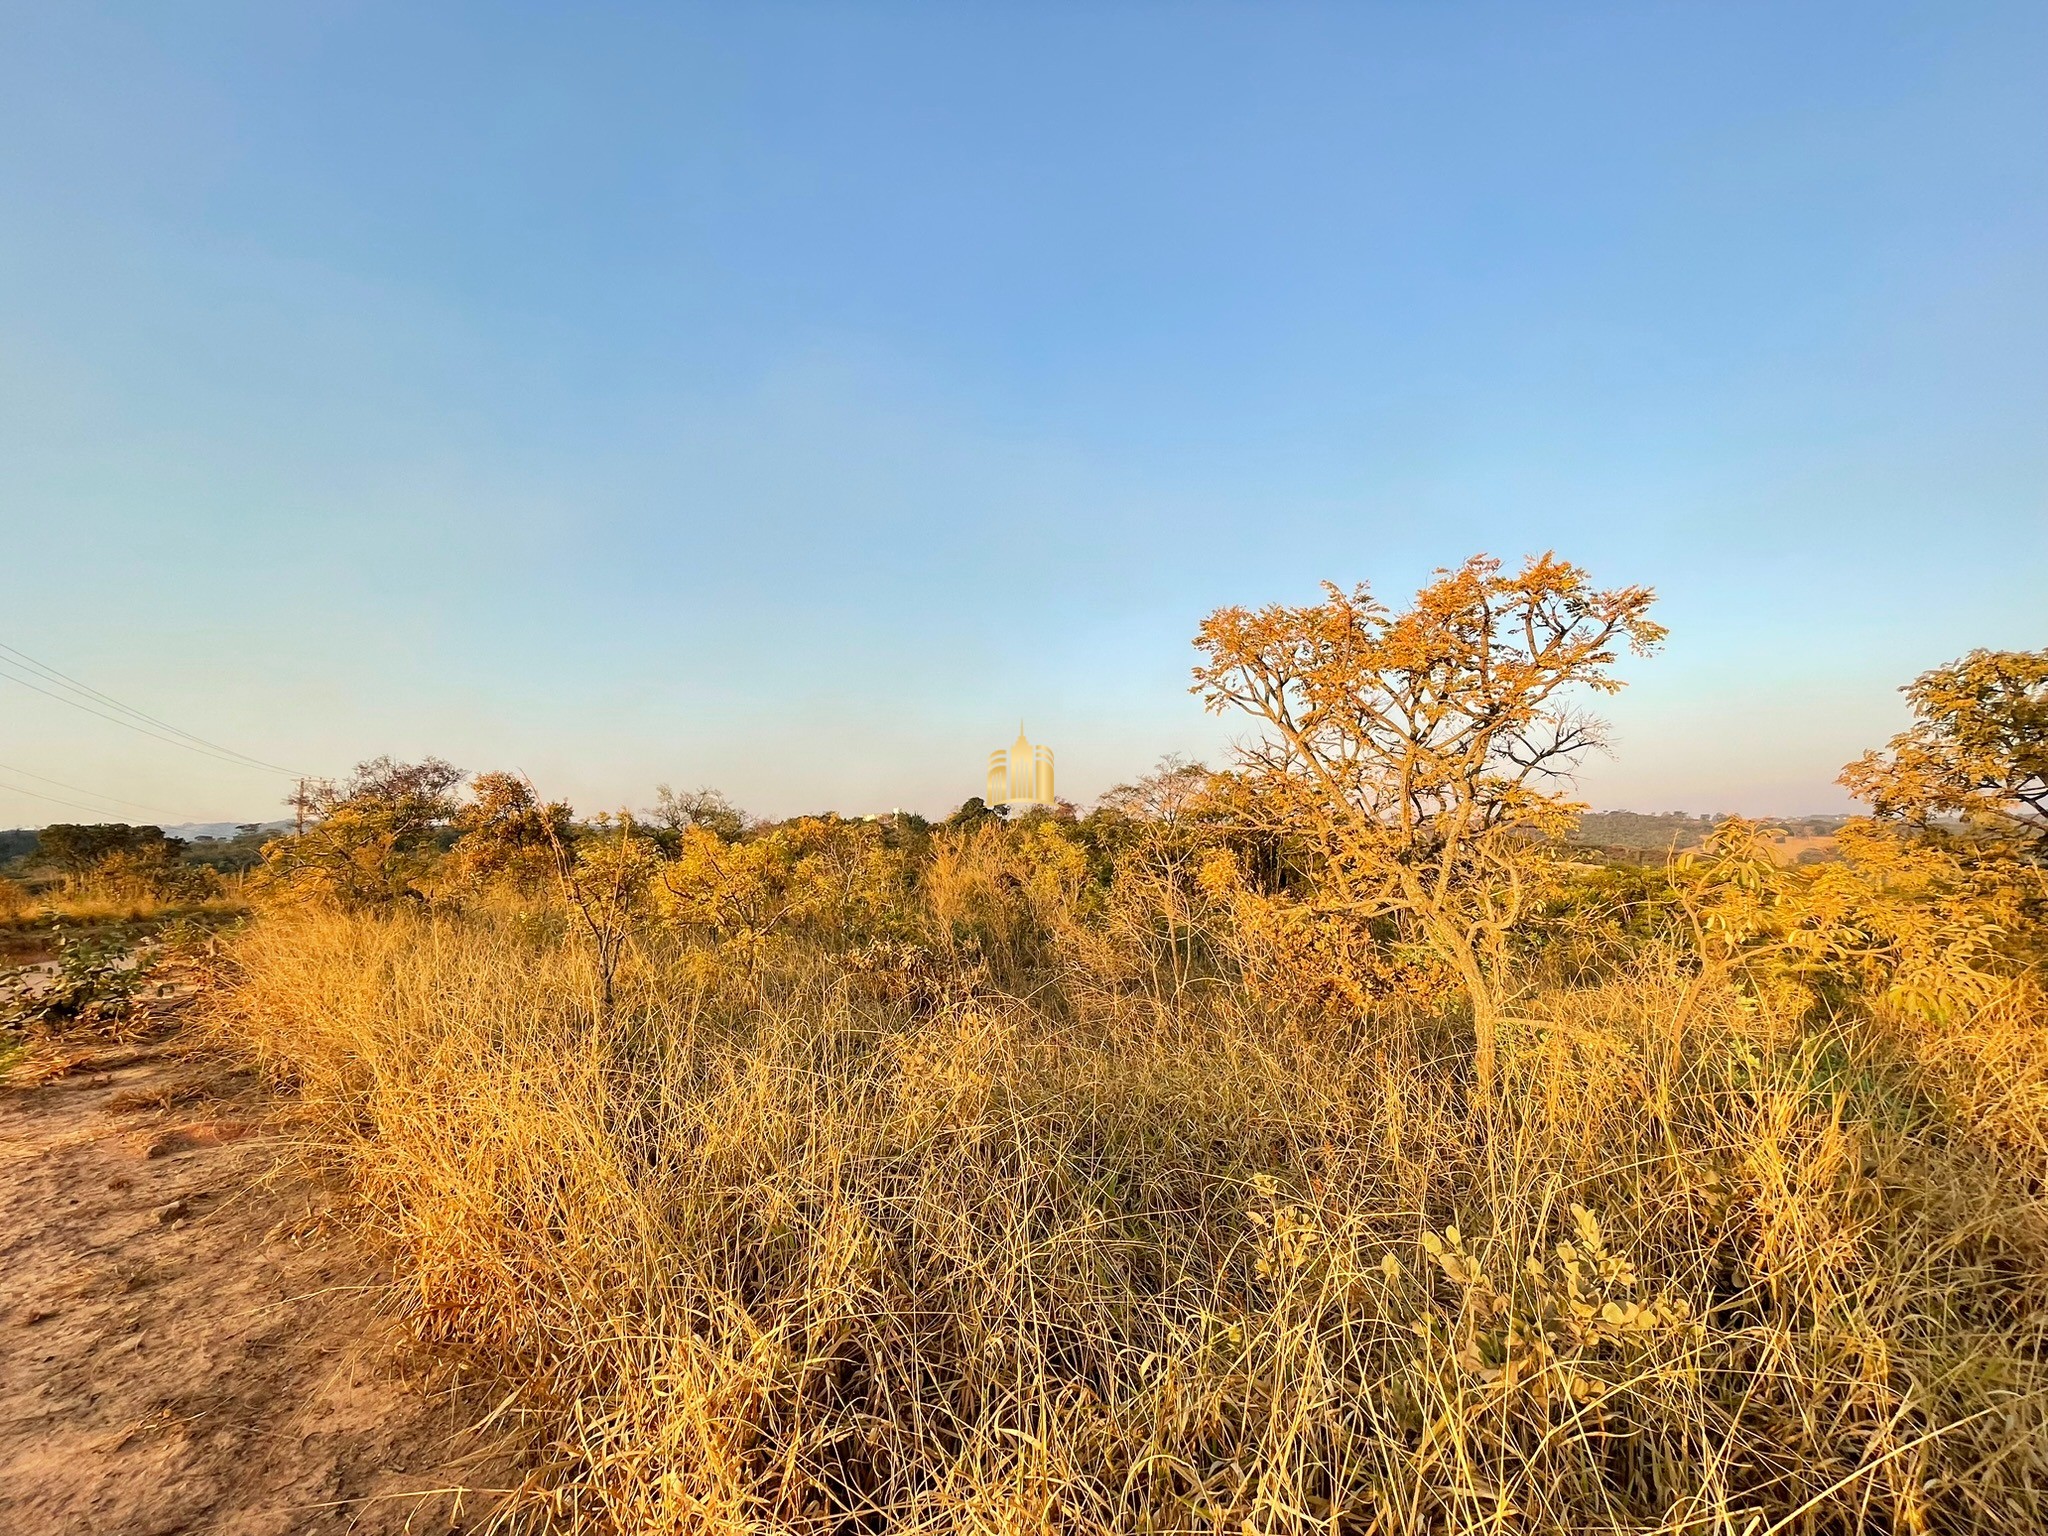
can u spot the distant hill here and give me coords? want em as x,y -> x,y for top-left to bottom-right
161,820 -> 294,843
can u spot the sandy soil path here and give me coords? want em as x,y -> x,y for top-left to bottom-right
0,1023 -> 499,1535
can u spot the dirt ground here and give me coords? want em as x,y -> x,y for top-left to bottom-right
0,1015 -> 508,1535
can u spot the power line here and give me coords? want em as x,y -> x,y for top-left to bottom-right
0,773 -> 139,821
0,639 -> 309,776
0,761 -> 192,822
0,662 -> 286,773
0,644 -> 311,778
0,648 -> 307,776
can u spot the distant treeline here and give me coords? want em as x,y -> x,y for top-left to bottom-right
1571,810 -> 1853,853
4,811 -> 1860,878
0,822 -> 280,877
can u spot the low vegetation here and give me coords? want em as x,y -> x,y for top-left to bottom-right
123,555 -> 2048,1531
0,822 -> 251,921
0,824 -> 248,988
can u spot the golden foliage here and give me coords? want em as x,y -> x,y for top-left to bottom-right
1842,647 -> 2048,851
653,816 -> 914,952
1676,816 -> 2043,1022
255,756 -> 464,908
73,846 -> 222,904
447,770 -> 573,891
1192,554 -> 1664,1087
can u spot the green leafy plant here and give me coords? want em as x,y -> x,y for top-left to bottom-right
3,926 -> 158,1034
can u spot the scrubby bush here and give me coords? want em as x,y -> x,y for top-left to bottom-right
6,926 -> 159,1034
255,756 -> 464,907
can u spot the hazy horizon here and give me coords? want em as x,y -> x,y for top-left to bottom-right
4,3 -> 2042,828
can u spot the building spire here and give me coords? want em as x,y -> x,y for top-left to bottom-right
990,722 -> 1054,809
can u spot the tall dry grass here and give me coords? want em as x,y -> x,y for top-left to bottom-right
211,891 -> 2048,1535
0,876 -> 247,931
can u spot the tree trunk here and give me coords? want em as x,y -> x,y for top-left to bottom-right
1433,921 -> 1499,1100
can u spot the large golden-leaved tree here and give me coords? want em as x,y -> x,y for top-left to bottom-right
1841,648 -> 2048,857
1192,553 -> 1664,1091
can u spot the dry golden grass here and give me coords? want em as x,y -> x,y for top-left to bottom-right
208,895 -> 2048,1536
0,882 -> 247,930
0,876 -> 32,921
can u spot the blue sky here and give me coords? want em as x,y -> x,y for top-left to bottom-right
2,1 -> 2043,826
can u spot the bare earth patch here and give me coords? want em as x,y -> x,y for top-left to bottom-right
0,1025 -> 502,1535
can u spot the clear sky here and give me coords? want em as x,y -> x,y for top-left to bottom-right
2,2 -> 2043,827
